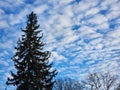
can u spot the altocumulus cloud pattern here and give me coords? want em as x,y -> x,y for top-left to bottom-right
0,0 -> 120,89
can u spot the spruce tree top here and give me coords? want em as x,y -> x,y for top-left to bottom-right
6,12 -> 57,90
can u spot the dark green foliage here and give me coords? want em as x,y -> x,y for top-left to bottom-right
6,12 -> 57,90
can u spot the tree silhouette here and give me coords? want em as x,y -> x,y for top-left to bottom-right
53,78 -> 82,90
83,72 -> 116,90
6,12 -> 57,90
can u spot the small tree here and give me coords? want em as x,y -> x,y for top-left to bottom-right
6,12 -> 57,90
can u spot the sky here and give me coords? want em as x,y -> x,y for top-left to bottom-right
0,0 -> 120,89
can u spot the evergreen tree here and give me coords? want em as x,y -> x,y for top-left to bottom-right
6,12 -> 57,90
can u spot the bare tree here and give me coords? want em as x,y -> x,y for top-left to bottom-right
83,72 -> 117,90
101,73 -> 116,90
53,78 -> 63,90
83,73 -> 101,90
53,78 -> 82,90
116,84 -> 120,90
73,81 -> 83,90
53,72 -> 117,90
64,78 -> 75,90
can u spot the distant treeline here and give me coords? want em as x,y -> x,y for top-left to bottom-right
53,72 -> 120,90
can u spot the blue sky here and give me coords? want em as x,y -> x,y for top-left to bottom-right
0,0 -> 120,89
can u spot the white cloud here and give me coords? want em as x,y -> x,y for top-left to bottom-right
0,59 -> 9,66
62,5 -> 74,17
0,40 -> 13,49
0,51 -> 9,57
52,51 -> 66,61
0,9 -> 4,14
6,0 -> 24,6
88,14 -> 108,25
96,22 -> 109,29
0,20 -> 8,28
108,28 -> 120,38
34,5 -> 49,14
85,7 -> 99,16
59,0 -> 73,5
57,15 -> 73,28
